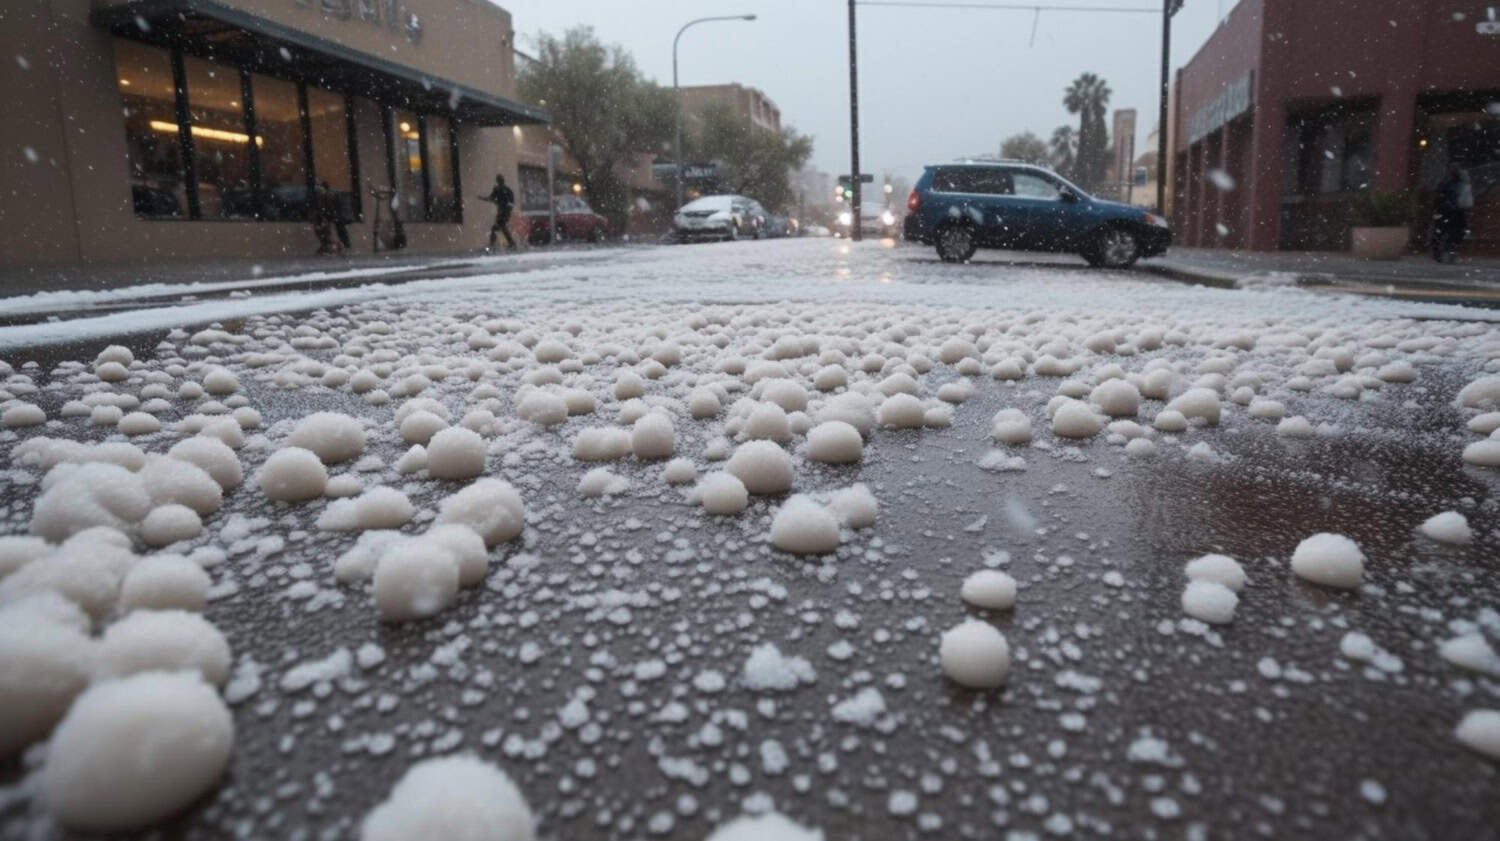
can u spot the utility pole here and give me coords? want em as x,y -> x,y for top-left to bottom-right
848,0 -> 862,242
1157,0 -> 1181,215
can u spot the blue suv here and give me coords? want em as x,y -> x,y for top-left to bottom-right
903,162 -> 1172,268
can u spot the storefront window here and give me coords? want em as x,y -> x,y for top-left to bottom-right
425,115 -> 459,222
393,109 -> 425,222
182,56 -> 254,219
114,40 -> 187,218
252,73 -> 309,221
1286,108 -> 1375,196
308,88 -> 357,220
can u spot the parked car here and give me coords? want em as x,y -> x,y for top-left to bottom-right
762,213 -> 797,238
903,162 -> 1172,267
672,195 -> 767,241
836,202 -> 899,238
522,194 -> 611,244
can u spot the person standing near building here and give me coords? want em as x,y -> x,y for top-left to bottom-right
1433,165 -> 1474,264
482,173 -> 516,252
312,182 -> 340,255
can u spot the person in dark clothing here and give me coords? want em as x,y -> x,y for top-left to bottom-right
1432,165 -> 1473,264
313,182 -> 343,255
482,174 -> 517,252
326,181 -> 351,251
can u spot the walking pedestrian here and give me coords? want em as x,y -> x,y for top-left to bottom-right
312,182 -> 343,256
326,181 -> 351,252
482,174 -> 517,252
1432,164 -> 1473,264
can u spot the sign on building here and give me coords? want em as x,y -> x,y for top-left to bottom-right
1188,73 -> 1253,144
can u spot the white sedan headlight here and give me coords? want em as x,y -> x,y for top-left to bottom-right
1144,212 -> 1169,228
880,211 -> 896,226
837,212 -> 853,227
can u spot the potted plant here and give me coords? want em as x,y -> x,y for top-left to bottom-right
1349,190 -> 1413,260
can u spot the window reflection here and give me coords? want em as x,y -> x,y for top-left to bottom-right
308,88 -> 357,220
394,109 -> 425,222
252,73 -> 309,221
425,114 -> 458,222
183,55 -> 253,219
114,40 -> 186,218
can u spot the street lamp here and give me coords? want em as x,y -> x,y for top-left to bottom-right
674,14 -> 757,211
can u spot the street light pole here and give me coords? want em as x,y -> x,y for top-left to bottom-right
1157,0 -> 1181,215
848,0 -> 862,242
674,14 -> 757,212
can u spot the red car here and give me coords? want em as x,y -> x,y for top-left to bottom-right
522,195 -> 611,244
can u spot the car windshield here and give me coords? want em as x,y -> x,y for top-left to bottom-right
680,196 -> 734,212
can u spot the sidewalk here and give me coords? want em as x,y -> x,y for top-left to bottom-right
1144,247 -> 1500,292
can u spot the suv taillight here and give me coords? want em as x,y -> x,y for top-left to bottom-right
907,189 -> 921,213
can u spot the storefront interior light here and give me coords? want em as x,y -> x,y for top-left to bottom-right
148,120 -> 263,147
119,78 -> 130,86
400,121 -> 412,132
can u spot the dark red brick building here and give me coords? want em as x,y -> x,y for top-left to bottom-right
1171,0 -> 1500,253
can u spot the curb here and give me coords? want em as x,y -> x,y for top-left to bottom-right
1140,262 -> 1241,290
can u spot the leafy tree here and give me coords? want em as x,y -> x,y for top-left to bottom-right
1000,132 -> 1049,166
519,27 -> 677,229
1049,125 -> 1077,178
1064,72 -> 1112,190
687,101 -> 813,212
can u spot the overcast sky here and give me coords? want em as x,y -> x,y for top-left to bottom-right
497,0 -> 1233,186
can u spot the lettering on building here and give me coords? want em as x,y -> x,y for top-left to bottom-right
296,0 -> 421,44
1188,73 -> 1253,144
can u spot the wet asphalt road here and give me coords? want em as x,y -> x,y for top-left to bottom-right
1,244 -> 1499,841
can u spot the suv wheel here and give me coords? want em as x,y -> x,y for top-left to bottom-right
1088,227 -> 1140,269
935,224 -> 978,263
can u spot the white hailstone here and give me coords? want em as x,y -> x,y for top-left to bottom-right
96,345 -> 134,366
434,479 -> 525,547
1153,409 -> 1189,432
1247,398 -> 1286,420
399,409 -> 448,445
0,598 -> 95,757
289,412 -> 366,463
167,437 -> 242,489
1290,532 -> 1365,589
1467,412 -> 1500,434
1440,634 -> 1500,677
688,388 -> 722,418
991,358 -> 1025,380
1456,375 -> 1500,409
991,408 -> 1033,444
1462,440 -> 1500,467
360,755 -> 535,841
617,399 -> 650,425
961,570 -> 1017,609
939,338 -> 978,364
578,468 -> 629,498
423,525 -> 489,588
806,421 -> 863,464
741,643 -> 817,691
2,402 -> 45,427
198,417 -> 246,448
317,487 -> 414,531
1274,415 -> 1314,438
177,381 -> 204,400
42,671 -> 233,832
94,609 -> 231,685
333,531 -> 404,583
614,371 -> 647,400
705,812 -> 823,841
698,472 -> 750,515
116,411 -> 161,436
661,458 -> 697,484
940,620 -> 1010,689
0,534 -> 132,623
759,379 -> 810,413
1165,387 -> 1222,425
201,367 -> 239,395
516,390 -> 568,426
1377,361 -> 1417,383
1125,437 -> 1158,458
459,409 -> 499,435
372,540 -> 459,623
829,484 -> 878,529
1419,511 -> 1472,545
1181,580 -> 1238,624
389,445 -> 425,475
1454,710 -> 1500,760
813,365 -> 848,391
632,412 -> 676,459
139,455 -> 222,515
770,495 -> 841,555
95,361 -> 130,382
878,372 -> 919,396
741,402 -> 792,442
816,392 -> 876,436
924,405 -> 954,427
0,535 -> 51,579
725,441 -> 794,494
1089,378 -> 1141,417
1052,400 -> 1103,438
139,504 -> 204,547
90,404 -> 124,426
258,447 -> 329,502
30,463 -> 151,541
573,427 -> 633,461
119,554 -> 211,612
1184,554 -> 1246,591
878,393 -> 926,428
533,339 -> 572,363
426,427 -> 487,480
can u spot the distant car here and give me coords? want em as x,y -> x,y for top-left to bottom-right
673,195 -> 767,241
762,213 -> 796,238
836,202 -> 899,238
522,195 -> 610,244
903,162 -> 1171,267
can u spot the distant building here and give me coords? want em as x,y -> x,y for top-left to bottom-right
1172,0 -> 1500,253
1099,109 -> 1138,202
679,84 -> 782,132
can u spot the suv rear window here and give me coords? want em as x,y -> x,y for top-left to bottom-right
931,168 -> 1012,195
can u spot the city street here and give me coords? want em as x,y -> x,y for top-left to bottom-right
2,238 -> 1499,841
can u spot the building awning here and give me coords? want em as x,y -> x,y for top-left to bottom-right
92,0 -> 549,127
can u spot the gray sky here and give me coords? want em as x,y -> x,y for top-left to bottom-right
497,0 -> 1231,186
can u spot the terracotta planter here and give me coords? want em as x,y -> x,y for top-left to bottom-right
1350,226 -> 1409,260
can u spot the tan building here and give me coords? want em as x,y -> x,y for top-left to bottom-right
0,0 -> 547,274
679,83 -> 781,132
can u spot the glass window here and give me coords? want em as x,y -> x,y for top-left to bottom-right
519,164 -> 550,211
251,73 -> 309,221
393,109 -> 424,222
307,88 -> 357,221
114,39 -> 186,218
425,114 -> 458,222
1012,173 -> 1062,200
932,168 -> 1011,194
182,56 -> 253,219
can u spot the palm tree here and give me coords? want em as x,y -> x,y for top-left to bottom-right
1049,125 -> 1077,178
1063,72 -> 1112,190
